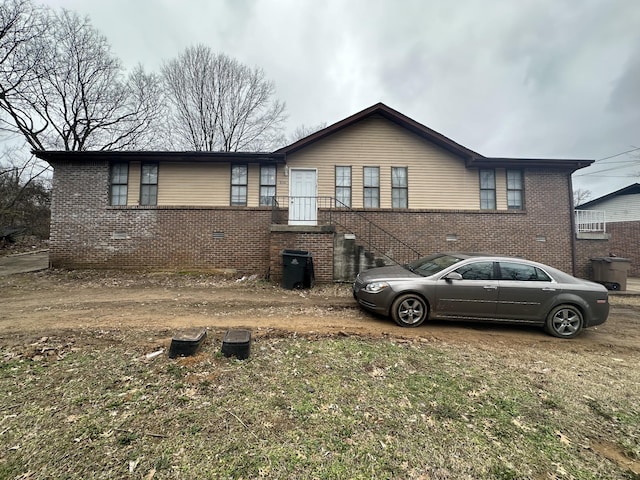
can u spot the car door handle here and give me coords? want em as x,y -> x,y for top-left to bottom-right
483,285 -> 498,290
542,287 -> 556,292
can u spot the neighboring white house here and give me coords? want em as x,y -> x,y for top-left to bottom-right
576,183 -> 640,223
576,183 -> 640,276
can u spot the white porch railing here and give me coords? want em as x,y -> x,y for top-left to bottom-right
575,209 -> 606,233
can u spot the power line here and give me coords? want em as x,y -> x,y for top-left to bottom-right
573,147 -> 640,177
590,158 -> 640,165
586,174 -> 640,178
573,160 -> 640,177
594,146 -> 640,163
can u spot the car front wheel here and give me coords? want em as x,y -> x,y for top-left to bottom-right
545,305 -> 584,339
391,294 -> 428,327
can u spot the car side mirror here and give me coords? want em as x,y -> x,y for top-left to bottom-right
444,272 -> 463,281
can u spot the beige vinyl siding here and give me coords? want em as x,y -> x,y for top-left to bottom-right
495,169 -> 507,209
124,162 -> 282,207
127,162 -> 141,205
246,163 -> 283,206
276,164 -> 288,194
157,162 -> 229,206
285,115 -> 485,209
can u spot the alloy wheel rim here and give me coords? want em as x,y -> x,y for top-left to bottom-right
399,299 -> 423,324
552,309 -> 580,335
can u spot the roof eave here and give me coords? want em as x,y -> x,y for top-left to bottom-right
576,182 -> 640,208
468,157 -> 595,171
32,150 -> 286,164
275,102 -> 482,160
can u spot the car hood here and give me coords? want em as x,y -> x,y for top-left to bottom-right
356,265 -> 419,283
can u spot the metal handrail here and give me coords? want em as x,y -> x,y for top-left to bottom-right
272,196 -> 422,265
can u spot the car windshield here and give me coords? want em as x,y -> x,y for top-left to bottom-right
406,254 -> 465,277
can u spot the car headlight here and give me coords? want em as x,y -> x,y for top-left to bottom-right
364,282 -> 389,293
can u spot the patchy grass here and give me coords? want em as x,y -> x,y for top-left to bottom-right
1,331 -> 638,479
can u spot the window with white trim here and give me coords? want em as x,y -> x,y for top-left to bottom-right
335,166 -> 351,207
259,165 -> 276,206
363,166 -> 379,208
479,169 -> 496,210
110,163 -> 128,206
231,165 -> 248,206
392,167 -> 408,208
507,169 -> 523,209
140,163 -> 158,206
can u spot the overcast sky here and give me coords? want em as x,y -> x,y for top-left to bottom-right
40,0 -> 640,199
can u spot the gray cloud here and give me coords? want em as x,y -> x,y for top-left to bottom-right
40,0 -> 640,198
609,41 -> 640,114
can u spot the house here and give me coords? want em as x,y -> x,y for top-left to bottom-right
576,183 -> 640,276
35,103 -> 604,283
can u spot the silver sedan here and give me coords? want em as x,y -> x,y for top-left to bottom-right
353,253 -> 609,338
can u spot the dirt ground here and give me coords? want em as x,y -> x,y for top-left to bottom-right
2,268 -> 640,477
1,269 -> 639,359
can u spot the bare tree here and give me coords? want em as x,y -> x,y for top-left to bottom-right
161,45 -> 286,151
161,45 -> 219,151
0,0 -> 48,143
0,0 -> 47,94
288,122 -> 327,144
0,145 -> 50,240
573,188 -> 592,207
118,64 -> 167,150
0,6 -> 163,151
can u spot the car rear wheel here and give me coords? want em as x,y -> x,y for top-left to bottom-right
545,305 -> 584,339
391,294 -> 428,327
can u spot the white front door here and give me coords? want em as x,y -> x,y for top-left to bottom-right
289,168 -> 317,225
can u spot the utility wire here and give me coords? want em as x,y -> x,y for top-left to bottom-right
573,147 -> 640,177
574,161 -> 640,177
593,146 -> 640,163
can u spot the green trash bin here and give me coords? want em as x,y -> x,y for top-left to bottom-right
282,250 -> 315,289
590,257 -> 631,291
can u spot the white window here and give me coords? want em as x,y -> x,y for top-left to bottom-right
231,165 -> 247,206
140,163 -> 158,206
110,163 -> 128,206
507,169 -> 523,209
363,166 -> 379,208
392,167 -> 408,208
259,165 -> 276,206
480,169 -> 496,210
335,166 -> 351,207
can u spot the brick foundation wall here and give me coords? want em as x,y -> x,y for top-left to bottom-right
319,169 -> 577,275
574,238 -> 610,280
50,161 -> 585,281
606,222 -> 639,277
269,227 -> 335,284
572,222 -> 638,281
327,209 -> 574,273
49,161 -> 273,274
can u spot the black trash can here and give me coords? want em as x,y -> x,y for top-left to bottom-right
281,249 -> 315,289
